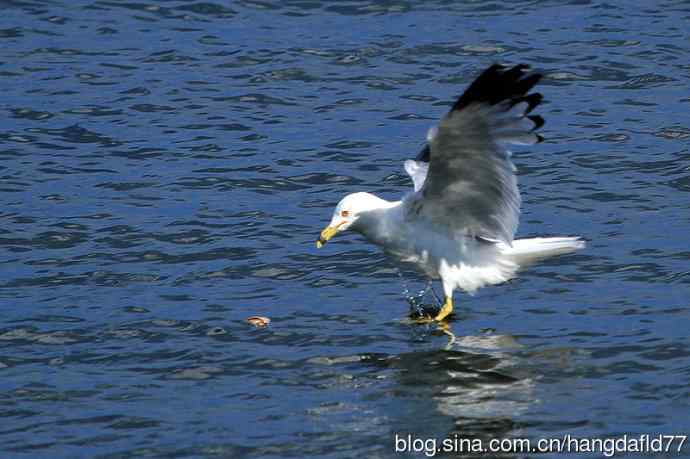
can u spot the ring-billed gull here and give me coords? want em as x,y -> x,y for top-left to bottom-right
316,64 -> 584,321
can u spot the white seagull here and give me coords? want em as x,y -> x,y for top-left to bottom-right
316,64 -> 584,322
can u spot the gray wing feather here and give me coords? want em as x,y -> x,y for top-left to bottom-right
417,103 -> 521,244
403,64 -> 545,245
403,159 -> 428,192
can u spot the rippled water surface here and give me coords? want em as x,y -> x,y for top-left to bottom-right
2,1 -> 690,457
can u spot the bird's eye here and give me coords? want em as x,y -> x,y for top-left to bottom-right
341,210 -> 350,217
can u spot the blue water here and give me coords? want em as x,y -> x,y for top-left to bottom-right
1,1 -> 690,458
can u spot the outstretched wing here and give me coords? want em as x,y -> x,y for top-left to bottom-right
405,64 -> 545,244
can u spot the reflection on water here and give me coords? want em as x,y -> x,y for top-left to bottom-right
385,328 -> 535,457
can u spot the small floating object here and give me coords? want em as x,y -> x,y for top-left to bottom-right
246,316 -> 270,327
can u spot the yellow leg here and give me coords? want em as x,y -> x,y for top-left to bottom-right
434,296 -> 453,322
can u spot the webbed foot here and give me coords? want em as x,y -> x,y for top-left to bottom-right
433,297 -> 453,322
409,313 -> 435,324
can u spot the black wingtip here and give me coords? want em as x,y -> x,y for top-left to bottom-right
417,63 -> 546,162
450,63 -> 544,114
416,144 -> 430,162
528,114 -> 545,130
513,93 -> 543,114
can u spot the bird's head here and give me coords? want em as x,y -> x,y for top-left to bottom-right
316,192 -> 380,248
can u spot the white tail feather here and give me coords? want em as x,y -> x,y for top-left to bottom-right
500,237 -> 585,267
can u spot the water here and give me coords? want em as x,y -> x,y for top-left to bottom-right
1,1 -> 690,457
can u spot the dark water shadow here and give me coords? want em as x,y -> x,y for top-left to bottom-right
365,325 -> 536,458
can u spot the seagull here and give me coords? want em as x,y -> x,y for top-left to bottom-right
316,64 -> 584,322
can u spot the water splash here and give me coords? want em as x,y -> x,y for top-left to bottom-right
396,269 -> 441,316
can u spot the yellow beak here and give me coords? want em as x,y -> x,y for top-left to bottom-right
316,225 -> 339,248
